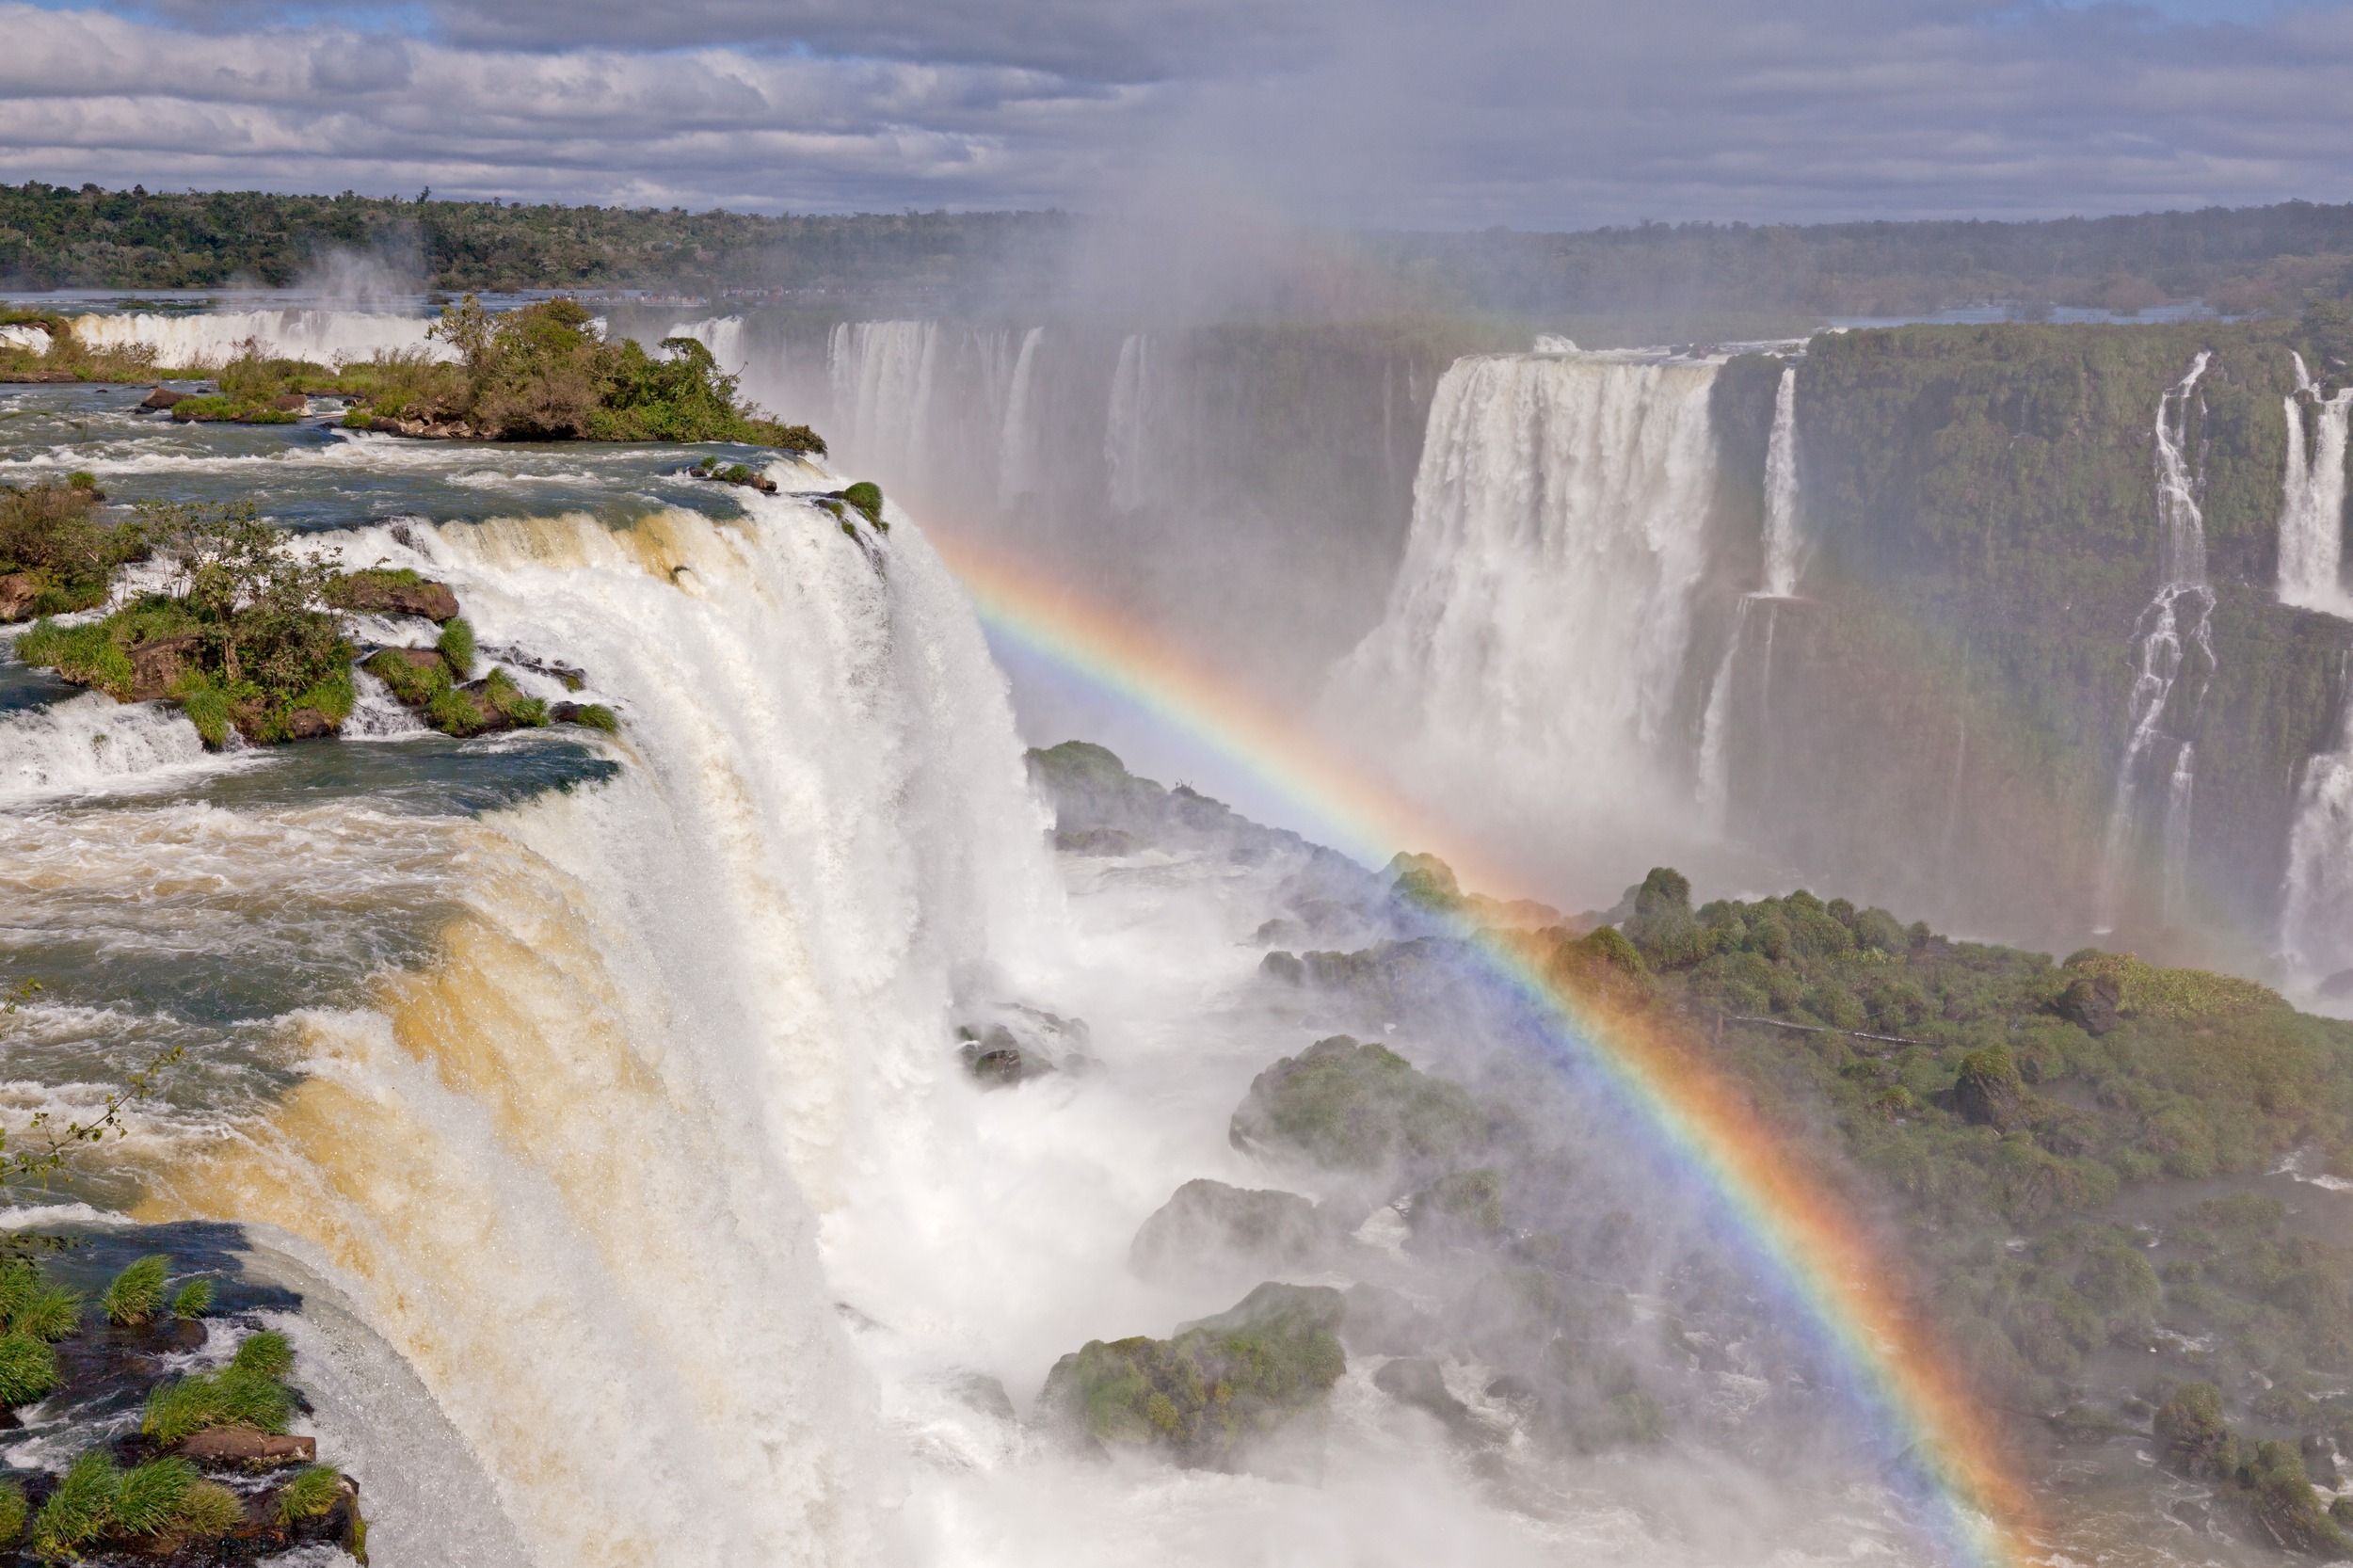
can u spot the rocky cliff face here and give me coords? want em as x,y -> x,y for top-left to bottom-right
1707,324 -> 2353,961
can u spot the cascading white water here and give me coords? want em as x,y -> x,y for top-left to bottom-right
1760,366 -> 1803,599
828,320 -> 941,477
2278,351 -> 2353,616
1105,334 -> 1156,513
1330,351 -> 1720,826
68,310 -> 445,367
2284,658 -> 2353,997
0,324 -> 50,354
2094,352 -> 2213,933
666,314 -> 750,374
147,492 -> 1064,1568
1696,361 -> 1804,828
998,327 -> 1044,507
0,692 -> 247,800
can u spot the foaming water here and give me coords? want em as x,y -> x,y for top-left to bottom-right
0,693 -> 247,801
69,310 -> 445,368
144,498 -> 1060,1566
1325,351 -> 1721,887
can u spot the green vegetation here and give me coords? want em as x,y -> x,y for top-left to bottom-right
32,1450 -> 119,1555
0,311 -> 158,384
0,480 -> 145,619
840,481 -> 885,528
1037,1283 -> 1347,1467
0,1334 -> 59,1407
0,1480 -> 24,1546
17,502 -> 355,745
339,296 -> 825,449
437,615 -> 474,678
0,1259 -> 82,1341
142,1349 -> 295,1443
0,183 -> 1055,293
101,1254 -> 168,1326
274,1464 -> 341,1524
170,1279 -> 213,1319
1228,1034 -> 1490,1174
31,1451 -> 251,1556
568,702 -> 618,733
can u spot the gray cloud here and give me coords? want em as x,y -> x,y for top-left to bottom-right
5,0 -> 2353,223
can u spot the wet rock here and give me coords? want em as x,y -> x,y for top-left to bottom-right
2057,973 -> 2121,1034
0,573 -> 38,622
139,385 -> 186,410
959,1027 -> 1056,1087
1052,826 -> 1137,856
1229,1035 -> 1488,1178
179,1427 -> 315,1465
1259,951 -> 1305,984
1128,1179 -> 1334,1284
1373,1357 -> 1475,1434
333,573 -> 460,622
128,632 -> 200,702
1337,1283 -> 1441,1357
1035,1283 -> 1347,1470
1953,1045 -> 2025,1130
947,1371 -> 1016,1423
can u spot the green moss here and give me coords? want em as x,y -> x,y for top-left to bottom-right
1037,1284 -> 1347,1467
1228,1035 -> 1488,1173
102,1254 -> 168,1325
0,1480 -> 24,1546
841,480 -> 884,525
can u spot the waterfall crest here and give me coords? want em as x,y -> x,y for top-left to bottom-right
2094,352 -> 2214,933
146,498 -> 1058,1568
1330,351 -> 1720,824
2279,352 -> 2353,616
69,309 -> 446,366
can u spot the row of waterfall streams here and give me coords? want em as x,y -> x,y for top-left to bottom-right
2093,354 -> 2217,936
0,320 -> 2011,1568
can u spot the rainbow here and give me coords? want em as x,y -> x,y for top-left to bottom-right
933,529 -> 2040,1568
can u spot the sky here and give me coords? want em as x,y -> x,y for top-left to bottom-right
3,0 -> 2353,226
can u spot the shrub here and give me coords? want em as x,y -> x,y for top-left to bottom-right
170,1280 -> 212,1320
112,1457 -> 196,1538
438,616 -> 475,678
103,1254 -> 169,1325
2155,1382 -> 2238,1478
274,1464 -> 341,1524
0,1334 -> 59,1407
32,1451 -> 119,1556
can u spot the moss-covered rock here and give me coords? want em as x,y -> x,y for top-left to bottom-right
1128,1179 -> 1336,1285
1034,1283 -> 1346,1469
1228,1035 -> 1489,1176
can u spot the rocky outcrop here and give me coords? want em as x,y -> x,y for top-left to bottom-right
0,573 -> 36,622
330,572 -> 459,622
1228,1035 -> 1490,1180
1128,1179 -> 1337,1285
139,385 -> 186,410
128,633 -> 200,702
1034,1283 -> 1347,1470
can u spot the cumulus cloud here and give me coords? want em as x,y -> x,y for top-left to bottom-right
3,0 -> 2353,222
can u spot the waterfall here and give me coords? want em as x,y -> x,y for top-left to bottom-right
2284,657 -> 2353,995
1331,350 -> 1720,820
67,309 -> 445,366
827,320 -> 940,478
1761,366 -> 1803,599
998,327 -> 1044,507
2278,351 -> 2353,616
1695,361 -> 1802,828
147,496 -> 1060,1568
2094,352 -> 2214,933
1105,333 -> 1155,513
665,315 -> 750,375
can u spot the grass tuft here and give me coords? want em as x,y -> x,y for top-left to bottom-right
32,1450 -> 118,1556
102,1254 -> 169,1325
176,1480 -> 242,1538
170,1279 -> 213,1320
0,1480 -> 24,1545
112,1457 -> 196,1537
274,1464 -> 341,1524
0,1334 -> 60,1408
437,616 -> 475,679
